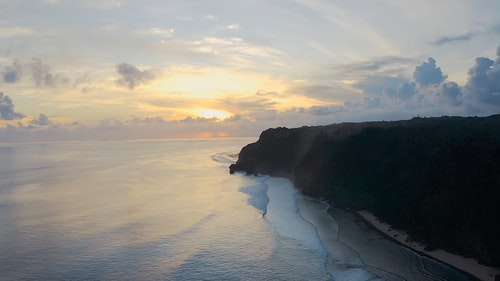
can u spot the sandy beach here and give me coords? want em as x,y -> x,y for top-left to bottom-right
295,192 -> 489,281
357,211 -> 500,281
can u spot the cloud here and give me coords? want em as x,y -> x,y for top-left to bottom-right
384,82 -> 417,101
333,56 -> 417,74
432,23 -> 500,46
30,58 -> 69,87
203,14 -> 219,20
188,36 -> 284,66
115,63 -> 155,90
431,32 -> 476,46
0,26 -> 33,38
4,70 -> 20,83
0,92 -> 24,120
437,82 -> 462,107
137,27 -> 175,38
465,46 -> 500,105
491,24 -> 500,34
378,57 -> 467,108
217,94 -> 277,114
98,118 -> 124,128
1,59 -> 72,86
2,60 -> 22,83
353,75 -> 409,97
331,56 -> 417,97
29,114 -> 53,127
307,105 -> 343,116
180,116 -> 218,123
413,57 -> 447,86
289,85 -> 337,98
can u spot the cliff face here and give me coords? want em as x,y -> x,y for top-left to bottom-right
229,115 -> 500,267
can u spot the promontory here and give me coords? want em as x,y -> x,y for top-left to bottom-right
230,114 -> 500,268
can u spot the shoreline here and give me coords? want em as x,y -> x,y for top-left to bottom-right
278,177 -> 491,280
248,173 -> 500,280
356,210 -> 500,281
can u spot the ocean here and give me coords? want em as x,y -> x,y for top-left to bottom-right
0,139 -> 475,280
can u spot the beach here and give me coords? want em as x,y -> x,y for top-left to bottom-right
358,211 -> 500,281
295,192 -> 484,281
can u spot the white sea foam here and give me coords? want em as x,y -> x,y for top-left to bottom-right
261,176 -> 384,280
239,182 -> 269,215
211,152 -> 238,164
263,177 -> 327,253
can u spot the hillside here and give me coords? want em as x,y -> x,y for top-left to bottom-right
229,114 -> 500,267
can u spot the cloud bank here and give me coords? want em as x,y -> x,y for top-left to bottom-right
465,46 -> 500,105
1,58 -> 69,87
1,45 -> 500,142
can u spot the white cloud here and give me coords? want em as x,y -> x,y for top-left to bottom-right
137,27 -> 175,38
0,27 -> 33,38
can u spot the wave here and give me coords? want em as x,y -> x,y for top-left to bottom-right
239,181 -> 269,215
211,152 -> 238,164
263,177 -> 392,281
263,177 -> 327,252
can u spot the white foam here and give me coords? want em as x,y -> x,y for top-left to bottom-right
239,182 -> 269,214
211,152 -> 237,164
263,177 -> 326,253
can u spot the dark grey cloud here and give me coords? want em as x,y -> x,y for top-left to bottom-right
384,82 -> 417,101
98,118 -> 124,129
4,70 -> 20,83
331,56 -> 417,97
287,84 -> 349,102
0,92 -> 24,120
432,23 -> 500,47
431,32 -> 476,46
413,57 -> 447,86
181,116 -> 218,123
331,56 -> 416,74
382,57 -> 465,106
1,59 -> 71,87
30,58 -> 69,87
219,95 -> 277,113
307,105 -> 343,116
465,47 -> 500,105
438,82 -> 462,106
115,63 -> 155,90
2,60 -> 23,83
362,97 -> 382,109
30,114 -> 53,126
353,75 -> 408,97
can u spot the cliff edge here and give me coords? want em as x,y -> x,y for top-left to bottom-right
229,115 -> 500,267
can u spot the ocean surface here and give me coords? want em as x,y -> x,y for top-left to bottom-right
0,139 -> 475,280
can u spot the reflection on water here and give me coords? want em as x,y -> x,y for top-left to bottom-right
0,139 -> 477,281
0,139 -> 328,280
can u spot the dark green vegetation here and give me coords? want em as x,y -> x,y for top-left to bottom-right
230,115 -> 500,266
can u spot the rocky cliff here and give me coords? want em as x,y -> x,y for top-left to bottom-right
229,114 -> 500,267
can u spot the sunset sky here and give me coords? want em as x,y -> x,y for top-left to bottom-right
1,0 -> 499,141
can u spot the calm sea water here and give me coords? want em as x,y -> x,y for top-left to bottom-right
0,139 -> 475,280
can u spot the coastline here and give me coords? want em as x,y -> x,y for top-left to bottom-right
296,193 -> 473,281
233,171 -> 499,280
357,210 -> 500,281
240,172 -> 496,280
294,189 -> 496,280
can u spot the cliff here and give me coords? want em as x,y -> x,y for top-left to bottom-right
229,114 -> 500,267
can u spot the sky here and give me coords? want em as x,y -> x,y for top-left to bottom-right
0,0 -> 499,141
